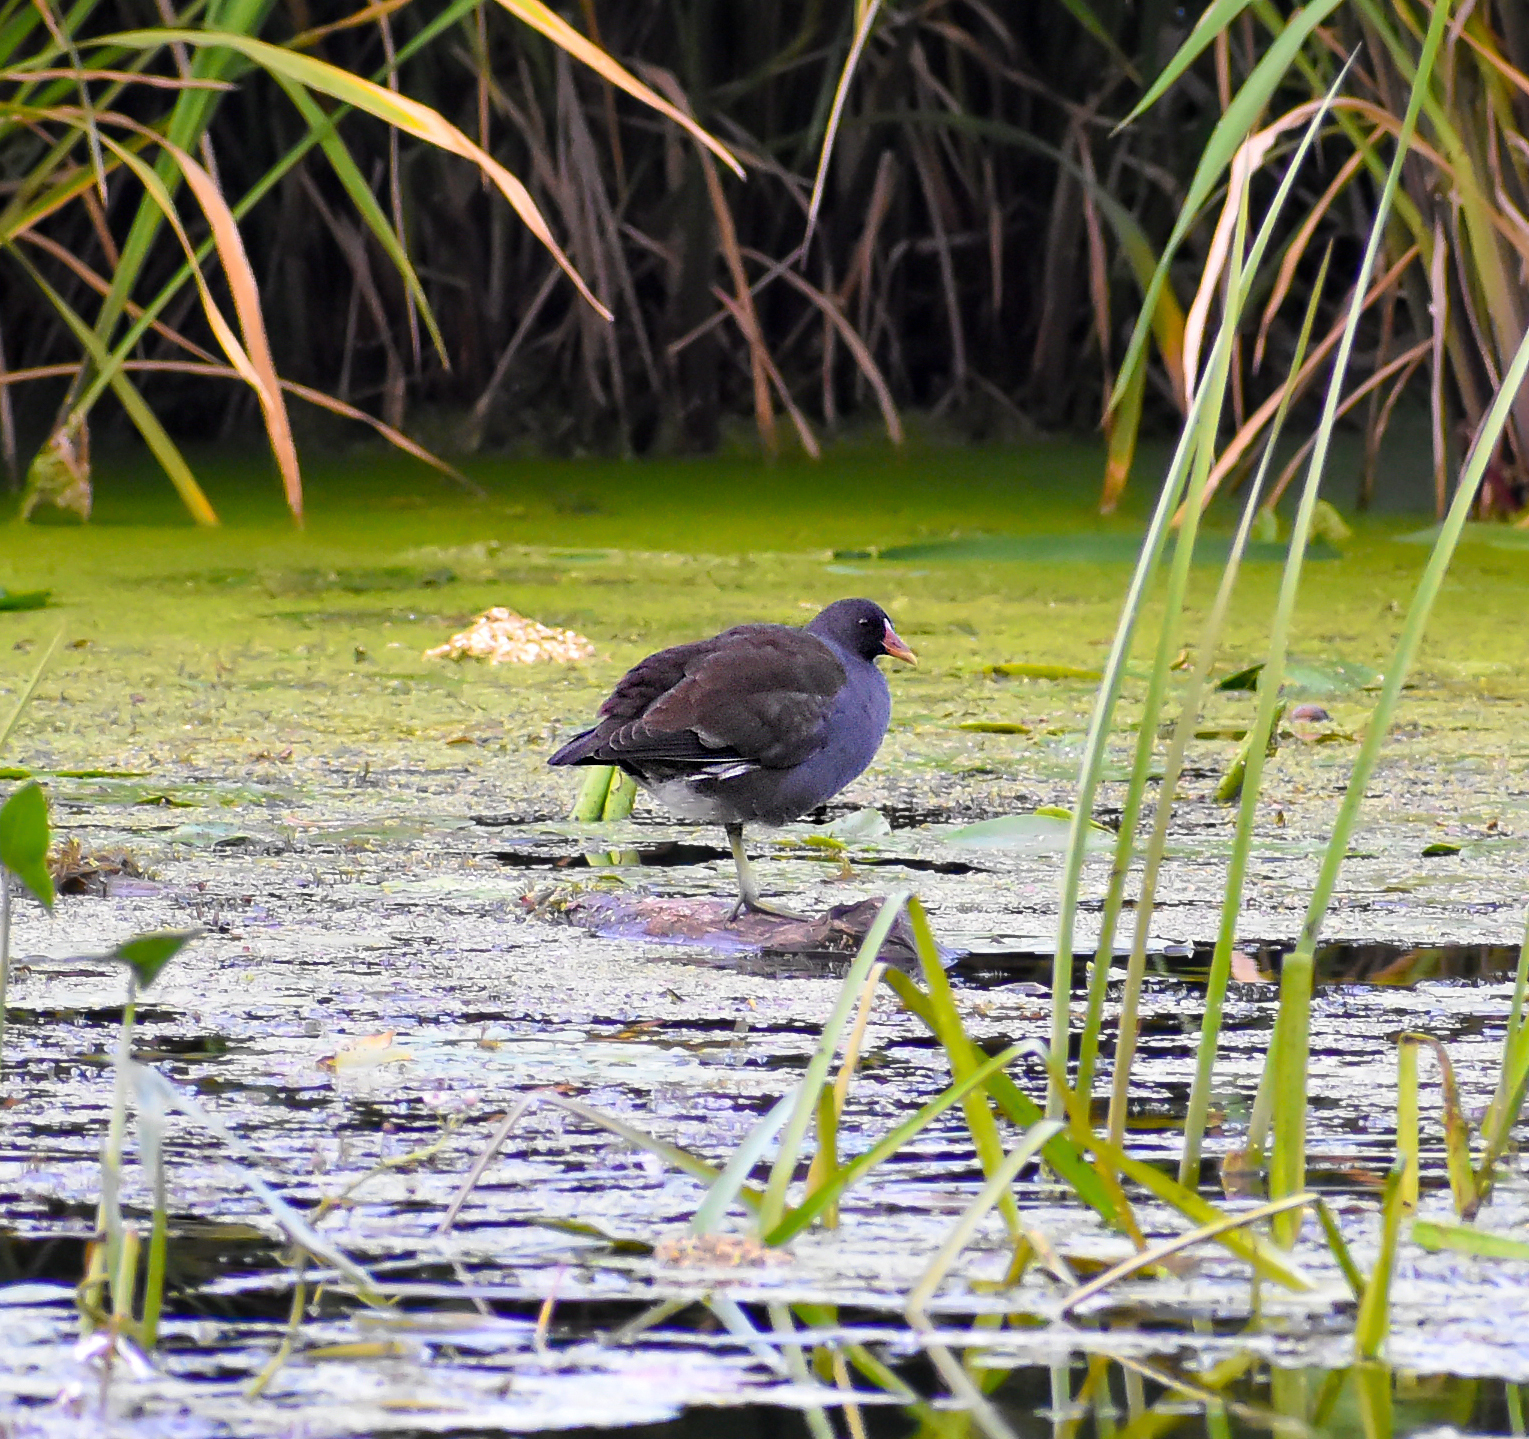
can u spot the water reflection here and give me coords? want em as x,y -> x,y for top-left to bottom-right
563,1360 -> 1526,1439
956,942 -> 1523,990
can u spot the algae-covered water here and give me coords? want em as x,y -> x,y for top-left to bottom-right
2,437 -> 1529,1436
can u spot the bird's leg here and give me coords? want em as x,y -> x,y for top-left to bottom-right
725,823 -> 807,922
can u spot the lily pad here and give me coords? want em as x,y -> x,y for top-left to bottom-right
875,534 -> 1341,564
820,808 -> 891,842
1422,841 -> 1463,857
957,721 -> 1032,734
942,810 -> 1111,853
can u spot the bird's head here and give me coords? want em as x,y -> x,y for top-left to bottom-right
809,598 -> 917,665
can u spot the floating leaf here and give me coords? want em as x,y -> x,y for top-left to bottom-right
0,782 -> 53,908
874,534 -> 1341,565
110,930 -> 198,988
1312,499 -> 1353,544
985,663 -> 1103,681
957,720 -> 1032,734
1422,841 -> 1463,857
1250,507 -> 1282,543
0,591 -> 51,612
320,1032 -> 415,1072
943,811 -> 1110,853
1412,1219 -> 1529,1262
1217,663 -> 1264,691
820,808 -> 891,842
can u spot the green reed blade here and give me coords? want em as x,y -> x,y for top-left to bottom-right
1355,1157 -> 1408,1360
1396,1036 -> 1419,1215
763,1042 -> 1026,1248
759,892 -> 909,1233
905,1119 -> 1062,1317
881,965 -> 1123,1228
1177,245 -> 1332,1187
1267,0 -> 1453,1243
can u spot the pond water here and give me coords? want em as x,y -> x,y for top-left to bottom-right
0,440 -> 1528,1435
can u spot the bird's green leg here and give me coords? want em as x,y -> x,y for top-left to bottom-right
725,823 -> 807,922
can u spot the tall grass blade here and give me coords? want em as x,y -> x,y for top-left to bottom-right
1267,1 -> 1453,1240
691,1090 -> 793,1236
905,1119 -> 1063,1317
760,890 -> 909,1233
762,1042 -> 1027,1247
1177,246 -> 1333,1187
1354,1158 -> 1408,1361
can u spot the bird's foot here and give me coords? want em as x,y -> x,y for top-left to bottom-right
727,895 -> 811,924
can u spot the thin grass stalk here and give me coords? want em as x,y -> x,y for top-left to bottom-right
95,973 -> 138,1321
0,873 -> 10,1089
139,1142 -> 168,1348
1063,76 -> 1347,1117
1397,1036 -> 1420,1215
904,1119 -> 1063,1316
760,891 -> 909,1234
1178,249 -> 1333,1188
906,897 -> 1022,1238
1480,907 -> 1529,1149
1058,1191 -> 1314,1318
1314,1198 -> 1367,1301
1050,368 -> 1222,1115
1104,197 -> 1252,1152
767,1303 -> 834,1439
245,1274 -> 307,1398
1267,2 -> 1454,1245
1354,1157 -> 1408,1361
803,959 -> 885,1228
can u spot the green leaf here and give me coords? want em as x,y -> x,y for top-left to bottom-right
0,590 -> 50,612
0,781 -> 52,908
1422,841 -> 1463,857
110,930 -> 199,988
943,812 -> 1110,852
1218,663 -> 1264,691
1413,1219 -> 1529,1263
985,662 -> 1104,681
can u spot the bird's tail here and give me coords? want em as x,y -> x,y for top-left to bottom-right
547,728 -> 607,767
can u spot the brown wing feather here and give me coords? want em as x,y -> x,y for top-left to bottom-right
568,624 -> 845,771
640,629 -> 842,767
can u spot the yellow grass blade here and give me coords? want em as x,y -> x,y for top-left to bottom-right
101,29 -> 613,322
12,253 -> 218,525
487,0 -> 743,179
97,134 -> 304,522
173,152 -> 303,521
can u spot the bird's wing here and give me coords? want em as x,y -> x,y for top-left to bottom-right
594,625 -> 846,771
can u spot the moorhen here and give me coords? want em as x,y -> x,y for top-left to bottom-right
549,599 -> 916,916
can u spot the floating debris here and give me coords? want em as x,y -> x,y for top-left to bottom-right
424,607 -> 595,665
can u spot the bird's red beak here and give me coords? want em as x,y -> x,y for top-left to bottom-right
881,621 -> 917,665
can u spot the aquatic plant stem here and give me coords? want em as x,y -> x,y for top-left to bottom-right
1480,907 -> 1529,1157
1264,2 -> 1452,1245
0,874 -> 10,1089
1177,247 -> 1332,1187
760,891 -> 908,1234
1064,71 -> 1351,1118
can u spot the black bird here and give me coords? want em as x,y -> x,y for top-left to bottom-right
549,599 -> 916,915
